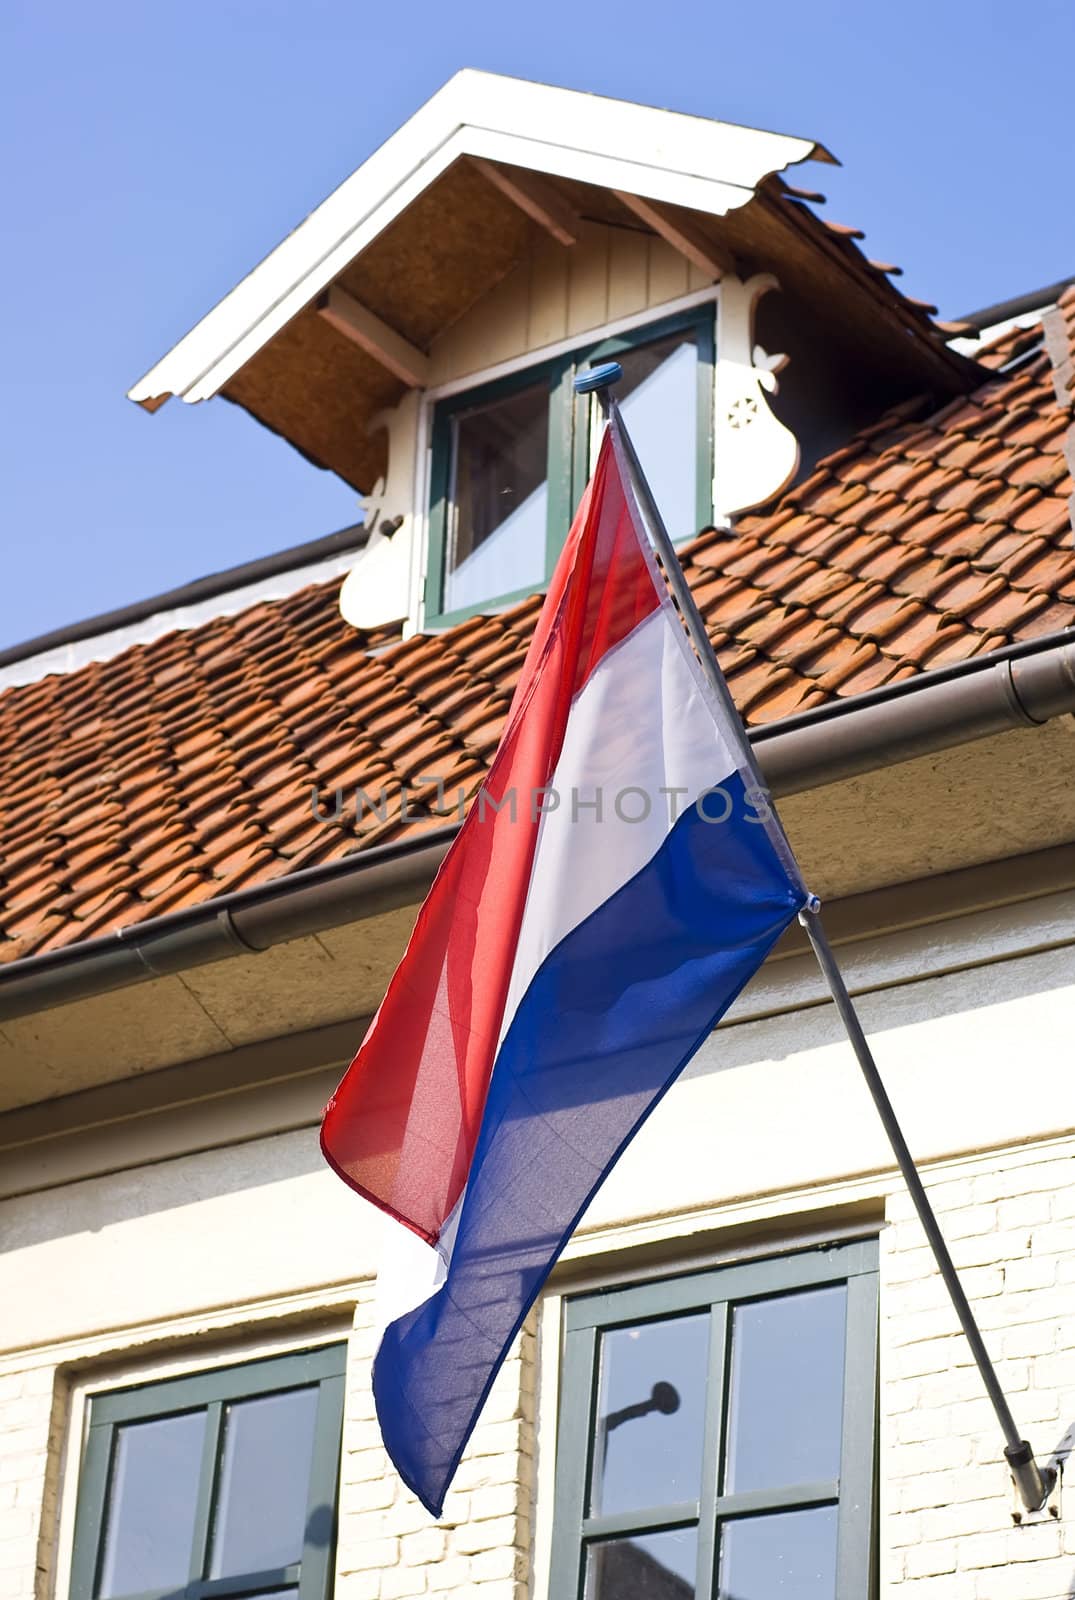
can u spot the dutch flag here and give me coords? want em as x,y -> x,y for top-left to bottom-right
321,415 -> 807,1515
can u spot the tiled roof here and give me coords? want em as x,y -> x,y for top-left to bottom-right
1,319 -> 1072,967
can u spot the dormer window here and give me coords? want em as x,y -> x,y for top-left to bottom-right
425,305 -> 715,627
439,371 -> 556,616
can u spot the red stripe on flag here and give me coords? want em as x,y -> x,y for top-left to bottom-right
321,430 -> 659,1242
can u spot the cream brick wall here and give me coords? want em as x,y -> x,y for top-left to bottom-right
0,1363 -> 63,1600
1,1139 -> 1074,1598
882,1141 -> 1075,1598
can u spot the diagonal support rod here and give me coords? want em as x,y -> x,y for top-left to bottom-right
576,357 -> 1056,1517
801,909 -> 1054,1515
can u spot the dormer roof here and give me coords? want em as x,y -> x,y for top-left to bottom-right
128,70 -> 975,491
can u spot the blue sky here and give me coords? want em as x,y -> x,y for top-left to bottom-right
1,0 -> 1072,650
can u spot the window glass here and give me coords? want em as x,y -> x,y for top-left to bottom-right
209,1388 -> 319,1577
551,1244 -> 876,1600
612,330 -> 700,543
444,379 -> 549,612
725,1286 -> 847,1494
98,1411 -> 205,1597
718,1506 -> 838,1599
590,1314 -> 709,1516
74,1348 -> 345,1600
585,1527 -> 697,1599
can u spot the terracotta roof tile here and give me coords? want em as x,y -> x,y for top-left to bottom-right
989,533 -> 1060,584
774,565 -> 845,609
967,589 -> 1053,633
844,593 -> 929,642
928,519 -> 997,561
1013,496 -> 1071,536
1028,599 -> 1075,633
1009,546 -> 1075,595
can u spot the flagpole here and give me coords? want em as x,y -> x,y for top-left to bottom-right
576,362 -> 1055,1516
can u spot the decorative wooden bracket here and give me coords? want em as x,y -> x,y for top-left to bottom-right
339,393 -> 420,632
468,156 -> 579,247
316,285 -> 430,387
714,274 -> 799,516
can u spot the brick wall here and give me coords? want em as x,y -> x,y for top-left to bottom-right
882,1140 -> 1075,1598
3,1138 -> 1073,1600
0,1364 -> 64,1600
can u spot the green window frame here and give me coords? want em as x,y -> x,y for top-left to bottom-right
69,1344 -> 347,1600
549,1238 -> 879,1600
425,304 -> 716,629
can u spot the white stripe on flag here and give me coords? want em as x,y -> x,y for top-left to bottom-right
499,601 -> 738,1044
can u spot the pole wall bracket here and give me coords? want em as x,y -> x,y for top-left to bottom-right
1008,1445 -> 1061,1523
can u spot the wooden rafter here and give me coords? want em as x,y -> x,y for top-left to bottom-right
316,285 -> 430,387
612,191 -> 733,279
468,156 -> 579,247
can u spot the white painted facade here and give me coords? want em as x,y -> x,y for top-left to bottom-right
2,875 -> 1075,1598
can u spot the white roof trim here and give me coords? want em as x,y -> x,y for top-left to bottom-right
128,70 -> 825,411
0,550 -> 360,691
948,309 -> 1049,357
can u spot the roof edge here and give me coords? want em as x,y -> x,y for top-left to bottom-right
958,274 -> 1075,331
2,626 -> 1073,1023
0,524 -> 368,672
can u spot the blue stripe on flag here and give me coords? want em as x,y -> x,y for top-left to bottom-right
373,771 -> 805,1514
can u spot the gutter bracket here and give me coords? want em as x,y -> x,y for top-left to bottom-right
127,907 -> 262,979
1010,640 -> 1075,727
999,659 -> 1045,728
213,907 -> 265,956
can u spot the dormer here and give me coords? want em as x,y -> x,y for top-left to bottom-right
130,71 -> 978,634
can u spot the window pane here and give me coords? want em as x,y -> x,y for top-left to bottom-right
718,1506 -> 837,1599
725,1285 -> 846,1495
590,1313 -> 709,1517
614,332 -> 700,544
209,1387 -> 319,1578
586,1527 -> 696,1599
98,1410 -> 205,1597
444,380 -> 549,611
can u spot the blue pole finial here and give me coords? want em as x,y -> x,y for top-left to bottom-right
573,361 -> 623,396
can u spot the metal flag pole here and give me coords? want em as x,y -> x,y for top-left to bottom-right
576,361 -> 1056,1516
